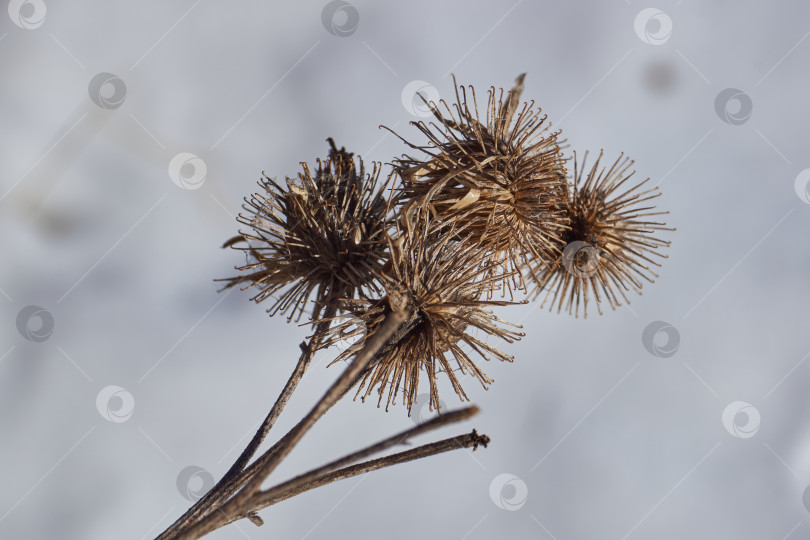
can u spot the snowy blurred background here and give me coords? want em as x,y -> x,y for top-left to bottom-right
2,1 -> 810,538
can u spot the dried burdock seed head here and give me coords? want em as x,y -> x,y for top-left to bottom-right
219,143 -> 396,322
388,74 -> 569,291
323,216 -> 525,413
527,151 -> 672,318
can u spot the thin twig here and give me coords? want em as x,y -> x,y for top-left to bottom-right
229,430 -> 490,524
254,406 -> 480,503
233,310 -> 336,472
157,307 -> 335,540
174,307 -> 411,540
239,307 -> 411,496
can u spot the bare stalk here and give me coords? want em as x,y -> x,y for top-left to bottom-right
255,405 -> 481,501
156,306 -> 335,540
172,307 -> 411,540
229,430 -> 490,525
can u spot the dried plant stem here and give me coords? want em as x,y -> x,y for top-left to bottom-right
247,406 -> 481,513
231,317 -> 333,472
238,308 -> 411,497
226,429 -> 490,526
157,306 -> 336,540
170,307 -> 411,540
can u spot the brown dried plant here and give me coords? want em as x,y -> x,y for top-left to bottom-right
156,75 -> 672,540
527,151 -> 672,317
324,215 -> 524,413
388,74 -> 569,292
218,140 -> 394,322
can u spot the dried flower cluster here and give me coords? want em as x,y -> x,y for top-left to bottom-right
527,151 -> 672,317
325,216 -> 524,411
219,140 -> 393,322
222,75 -> 671,412
390,75 -> 568,290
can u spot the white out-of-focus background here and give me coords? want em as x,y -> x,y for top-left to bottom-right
2,1 -> 810,539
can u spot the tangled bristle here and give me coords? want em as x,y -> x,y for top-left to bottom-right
324,216 -> 525,412
389,74 -> 569,293
219,144 -> 396,322
218,74 -> 675,415
527,150 -> 672,317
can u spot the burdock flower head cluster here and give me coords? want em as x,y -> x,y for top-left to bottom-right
155,74 -> 674,540
222,74 -> 671,413
390,75 -> 568,290
220,139 -> 393,323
